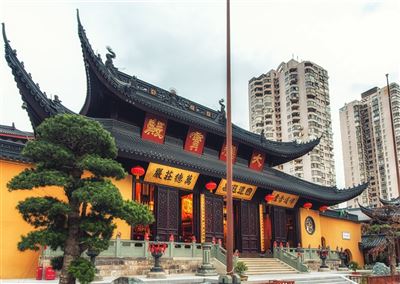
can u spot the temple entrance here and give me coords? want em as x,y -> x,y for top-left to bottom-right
204,193 -> 224,242
270,206 -> 298,247
131,182 -> 155,240
154,186 -> 179,241
180,193 -> 194,242
237,200 -> 259,254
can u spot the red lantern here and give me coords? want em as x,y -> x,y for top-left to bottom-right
319,205 -> 329,212
131,166 -> 145,177
131,166 -> 145,202
205,181 -> 217,191
303,202 -> 313,210
265,194 -> 274,203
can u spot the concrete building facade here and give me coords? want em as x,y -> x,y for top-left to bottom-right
340,83 -> 400,208
249,59 -> 336,186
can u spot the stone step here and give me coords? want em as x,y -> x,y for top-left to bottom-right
245,270 -> 298,275
247,267 -> 295,272
239,257 -> 298,275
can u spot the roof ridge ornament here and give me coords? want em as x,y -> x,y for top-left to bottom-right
105,46 -> 117,72
260,129 -> 266,144
217,99 -> 226,124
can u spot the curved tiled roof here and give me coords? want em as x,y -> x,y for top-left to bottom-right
3,17 -> 368,205
97,118 -> 367,205
2,24 -> 73,129
76,11 -> 320,164
359,203 -> 400,221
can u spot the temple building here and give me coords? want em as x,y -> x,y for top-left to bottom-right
1,13 -> 368,279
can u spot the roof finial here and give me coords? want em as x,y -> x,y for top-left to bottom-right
217,99 -> 226,124
76,9 -> 82,27
2,23 -> 10,46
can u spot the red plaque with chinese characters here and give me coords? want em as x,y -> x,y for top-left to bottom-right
249,150 -> 265,171
184,128 -> 206,155
219,141 -> 238,163
141,114 -> 167,144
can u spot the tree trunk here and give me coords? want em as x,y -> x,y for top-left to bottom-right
388,237 -> 397,275
59,208 -> 80,284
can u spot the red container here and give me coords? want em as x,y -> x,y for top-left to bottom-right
44,266 -> 56,280
36,266 -> 43,280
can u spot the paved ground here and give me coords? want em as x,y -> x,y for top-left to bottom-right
1,271 -> 357,284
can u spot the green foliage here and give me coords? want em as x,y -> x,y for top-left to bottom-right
7,114 -> 155,283
17,229 -> 66,251
78,155 -> 126,179
50,256 -> 64,271
117,200 -> 155,227
67,257 -> 95,284
348,261 -> 360,272
17,197 -> 70,228
234,261 -> 248,275
7,168 -> 69,190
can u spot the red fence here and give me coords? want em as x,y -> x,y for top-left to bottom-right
348,274 -> 400,284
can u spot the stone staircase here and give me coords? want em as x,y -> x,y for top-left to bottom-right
240,258 -> 298,275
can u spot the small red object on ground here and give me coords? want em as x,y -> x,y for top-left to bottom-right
36,266 -> 43,280
44,266 -> 56,280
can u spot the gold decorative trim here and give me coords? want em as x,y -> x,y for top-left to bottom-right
200,194 -> 206,243
259,203 -> 265,252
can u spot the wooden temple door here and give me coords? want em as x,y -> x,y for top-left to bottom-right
155,186 -> 179,241
272,206 -> 287,244
239,201 -> 259,253
204,194 -> 224,241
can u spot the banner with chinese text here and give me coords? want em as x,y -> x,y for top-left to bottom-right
184,128 -> 206,155
215,179 -> 257,200
268,191 -> 299,208
144,163 -> 199,190
249,150 -> 265,171
141,114 -> 167,144
219,141 -> 238,163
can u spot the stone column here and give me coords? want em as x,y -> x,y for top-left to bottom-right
196,242 -> 217,276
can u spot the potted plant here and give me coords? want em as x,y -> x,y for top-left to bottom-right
234,261 -> 248,281
348,261 -> 360,275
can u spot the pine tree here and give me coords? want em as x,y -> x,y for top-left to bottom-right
7,114 -> 154,284
363,203 -> 400,275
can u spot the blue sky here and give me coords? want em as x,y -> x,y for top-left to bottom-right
1,0 -> 399,188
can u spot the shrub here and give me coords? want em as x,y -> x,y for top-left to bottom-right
348,260 -> 360,272
67,257 -> 95,284
234,261 -> 248,275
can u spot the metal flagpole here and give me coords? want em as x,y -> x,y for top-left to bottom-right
225,0 -> 234,276
386,74 -> 400,195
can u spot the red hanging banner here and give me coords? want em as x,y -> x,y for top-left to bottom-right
141,114 -> 167,144
219,141 -> 238,163
249,150 -> 265,171
184,128 -> 206,155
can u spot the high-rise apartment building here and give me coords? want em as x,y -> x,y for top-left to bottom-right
340,83 -> 400,208
248,59 -> 336,186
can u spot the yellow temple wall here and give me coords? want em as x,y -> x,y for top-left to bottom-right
0,159 -> 133,279
299,208 -> 364,266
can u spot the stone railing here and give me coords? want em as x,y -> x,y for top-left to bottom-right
211,244 -> 227,266
273,246 -> 309,272
285,247 -> 340,261
43,239 -> 203,259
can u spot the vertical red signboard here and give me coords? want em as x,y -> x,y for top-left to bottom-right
141,114 -> 167,144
